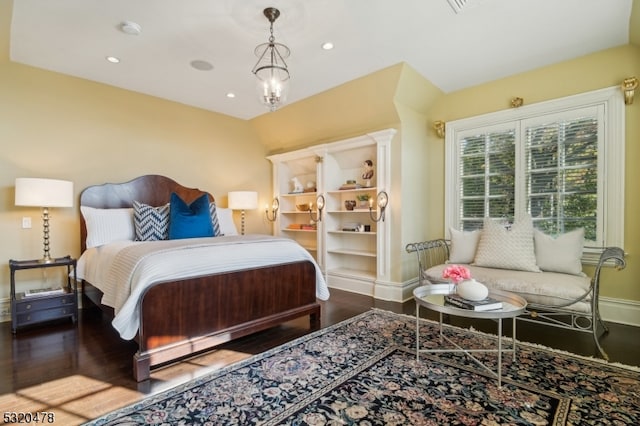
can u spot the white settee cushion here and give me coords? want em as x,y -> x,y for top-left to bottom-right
425,264 -> 592,313
448,228 -> 482,264
474,215 -> 540,272
534,228 -> 584,275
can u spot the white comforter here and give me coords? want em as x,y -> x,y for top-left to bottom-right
76,235 -> 330,339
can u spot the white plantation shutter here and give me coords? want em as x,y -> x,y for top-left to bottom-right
523,108 -> 600,241
445,87 -> 624,256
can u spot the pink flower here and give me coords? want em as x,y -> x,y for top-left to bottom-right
442,264 -> 471,284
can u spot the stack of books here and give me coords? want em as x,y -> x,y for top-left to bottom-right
444,294 -> 503,311
24,287 -> 64,298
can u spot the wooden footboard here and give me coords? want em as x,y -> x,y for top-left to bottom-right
133,261 -> 320,381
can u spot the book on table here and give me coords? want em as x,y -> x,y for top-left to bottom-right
445,294 -> 503,311
24,287 -> 65,298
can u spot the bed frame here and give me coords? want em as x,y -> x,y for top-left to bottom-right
79,175 -> 321,381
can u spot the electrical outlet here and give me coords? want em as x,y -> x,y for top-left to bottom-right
22,217 -> 32,229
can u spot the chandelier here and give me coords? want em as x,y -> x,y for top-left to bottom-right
252,7 -> 290,112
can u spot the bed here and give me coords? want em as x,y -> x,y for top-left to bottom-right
78,175 -> 328,381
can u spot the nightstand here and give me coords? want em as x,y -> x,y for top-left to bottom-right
9,255 -> 78,334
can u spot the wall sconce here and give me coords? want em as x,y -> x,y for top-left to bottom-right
433,120 -> 445,138
368,191 -> 388,222
309,194 -> 325,222
622,77 -> 638,105
265,197 -> 279,222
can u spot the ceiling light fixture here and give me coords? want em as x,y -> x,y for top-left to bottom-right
252,7 -> 290,112
321,42 -> 334,50
105,56 -> 120,63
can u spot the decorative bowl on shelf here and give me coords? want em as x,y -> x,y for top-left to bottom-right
296,203 -> 312,211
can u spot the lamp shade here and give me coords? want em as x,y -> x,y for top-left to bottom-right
228,191 -> 258,210
15,178 -> 74,208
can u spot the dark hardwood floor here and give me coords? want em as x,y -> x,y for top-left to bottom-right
1,288 -> 638,424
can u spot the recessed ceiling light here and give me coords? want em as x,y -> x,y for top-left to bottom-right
321,42 -> 334,50
226,92 -> 236,98
106,56 -> 120,63
190,60 -> 214,71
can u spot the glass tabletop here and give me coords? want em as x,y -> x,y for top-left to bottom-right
413,283 -> 527,319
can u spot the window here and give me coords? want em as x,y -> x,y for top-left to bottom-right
445,87 -> 625,260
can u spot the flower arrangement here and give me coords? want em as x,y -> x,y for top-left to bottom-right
442,264 -> 471,284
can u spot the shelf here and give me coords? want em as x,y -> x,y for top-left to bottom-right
327,248 -> 376,257
327,230 -> 376,235
327,188 -> 376,195
327,268 -> 376,280
282,228 -> 317,233
281,192 -> 317,197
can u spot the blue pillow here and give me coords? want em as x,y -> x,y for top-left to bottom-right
168,193 -> 214,240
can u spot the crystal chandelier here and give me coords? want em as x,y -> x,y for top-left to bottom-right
252,7 -> 290,112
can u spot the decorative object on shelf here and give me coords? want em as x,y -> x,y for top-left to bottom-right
510,97 -> 524,108
456,279 -> 489,301
265,197 -> 279,222
309,194 -> 325,222
252,7 -> 290,112
290,177 -> 304,193
361,160 -> 374,187
622,76 -> 638,105
15,178 -> 74,263
344,200 -> 356,211
305,181 -> 317,192
296,203 -> 312,211
368,191 -> 388,222
433,120 -> 445,138
228,191 -> 258,235
339,180 -> 362,190
356,193 -> 370,209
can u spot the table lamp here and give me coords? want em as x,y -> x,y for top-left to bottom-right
228,191 -> 258,235
15,178 -> 74,263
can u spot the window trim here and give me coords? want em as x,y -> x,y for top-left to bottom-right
444,87 -> 625,263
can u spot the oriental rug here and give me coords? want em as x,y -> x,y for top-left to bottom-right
86,310 -> 639,425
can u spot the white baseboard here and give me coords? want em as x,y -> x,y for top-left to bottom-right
600,296 -> 640,327
0,297 -> 10,323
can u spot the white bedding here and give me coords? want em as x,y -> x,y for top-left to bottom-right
76,235 -> 330,339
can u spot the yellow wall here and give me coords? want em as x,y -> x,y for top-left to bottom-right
1,0 -> 638,309
427,44 -> 640,302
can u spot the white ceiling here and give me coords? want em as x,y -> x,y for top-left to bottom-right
9,0 -> 633,120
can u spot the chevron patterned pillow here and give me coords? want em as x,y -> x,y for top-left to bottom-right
133,201 -> 170,241
209,202 -> 222,237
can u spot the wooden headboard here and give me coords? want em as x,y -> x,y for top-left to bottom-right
79,175 -> 214,252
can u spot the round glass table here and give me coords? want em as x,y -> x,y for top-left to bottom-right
413,283 -> 527,387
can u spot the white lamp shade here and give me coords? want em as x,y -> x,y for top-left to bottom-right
228,191 -> 258,210
15,178 -> 74,208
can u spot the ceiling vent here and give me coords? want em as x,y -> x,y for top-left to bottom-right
447,0 -> 468,13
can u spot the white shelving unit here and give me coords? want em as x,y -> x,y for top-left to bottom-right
267,129 -> 396,294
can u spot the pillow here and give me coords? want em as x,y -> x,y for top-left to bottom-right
209,202 -> 222,237
216,207 -> 238,236
534,228 -> 584,275
133,201 -> 170,241
81,206 -> 135,248
168,193 -> 214,240
448,228 -> 481,264
473,215 -> 540,272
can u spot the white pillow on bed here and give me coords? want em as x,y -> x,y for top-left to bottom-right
216,207 -> 238,236
81,206 -> 135,248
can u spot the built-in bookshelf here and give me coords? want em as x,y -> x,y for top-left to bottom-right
268,129 -> 396,294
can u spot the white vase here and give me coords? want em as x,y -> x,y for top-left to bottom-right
456,279 -> 489,301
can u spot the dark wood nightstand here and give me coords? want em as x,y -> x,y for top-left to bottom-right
9,256 -> 78,334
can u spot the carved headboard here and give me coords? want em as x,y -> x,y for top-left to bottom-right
79,175 -> 214,252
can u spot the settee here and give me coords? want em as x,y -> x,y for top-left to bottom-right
406,217 -> 626,360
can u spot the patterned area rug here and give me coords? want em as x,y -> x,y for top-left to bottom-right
86,310 -> 639,425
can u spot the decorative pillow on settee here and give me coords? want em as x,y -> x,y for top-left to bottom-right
473,215 -> 540,272
448,228 -> 481,264
534,228 -> 584,275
